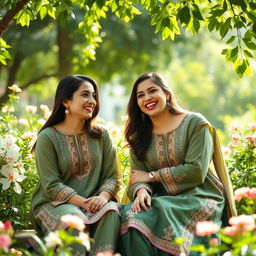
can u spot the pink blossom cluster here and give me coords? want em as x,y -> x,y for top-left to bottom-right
245,132 -> 256,146
0,220 -> 13,249
195,220 -> 220,236
60,214 -> 85,231
234,187 -> 256,201
223,215 -> 256,239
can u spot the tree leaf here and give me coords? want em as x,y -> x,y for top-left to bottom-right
177,5 -> 191,25
243,39 -> 256,50
192,10 -> 204,21
226,36 -> 236,44
40,6 -> 47,20
243,49 -> 253,58
192,18 -> 200,33
249,2 -> 256,10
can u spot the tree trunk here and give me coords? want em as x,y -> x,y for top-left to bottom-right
0,0 -> 30,36
57,21 -> 73,79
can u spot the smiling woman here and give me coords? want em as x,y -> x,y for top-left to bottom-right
120,72 -> 236,256
29,75 -> 122,256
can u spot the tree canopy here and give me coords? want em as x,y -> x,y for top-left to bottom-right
1,0 -> 256,78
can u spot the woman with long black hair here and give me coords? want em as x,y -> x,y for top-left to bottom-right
30,75 -> 122,256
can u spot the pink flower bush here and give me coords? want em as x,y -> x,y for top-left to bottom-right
195,221 -> 220,236
0,234 -> 12,249
223,215 -> 256,239
60,214 -> 85,231
234,187 -> 256,201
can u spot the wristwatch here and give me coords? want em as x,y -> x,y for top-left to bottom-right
148,172 -> 155,181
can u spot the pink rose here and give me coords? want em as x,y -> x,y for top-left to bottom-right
234,187 -> 251,201
60,214 -> 85,231
229,215 -> 255,233
195,221 -> 220,236
223,225 -> 241,238
0,234 -> 12,248
209,238 -> 219,247
248,188 -> 256,199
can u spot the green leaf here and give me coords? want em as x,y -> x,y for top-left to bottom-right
220,25 -> 229,39
208,18 -> 218,31
226,36 -> 236,44
87,0 -> 96,8
235,0 -> 247,11
162,27 -> 171,40
244,30 -> 252,40
236,60 -> 247,77
243,49 -> 253,58
234,20 -> 244,29
253,23 -> 256,34
230,46 -> 238,58
177,5 -> 191,25
192,18 -> 200,33
190,244 -> 206,253
96,0 -> 104,9
40,6 -> 47,20
192,10 -> 204,21
249,2 -> 256,10
243,39 -> 256,50
247,12 -> 256,22
210,9 -> 226,17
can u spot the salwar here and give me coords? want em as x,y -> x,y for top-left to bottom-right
121,229 -> 173,256
89,210 -> 120,256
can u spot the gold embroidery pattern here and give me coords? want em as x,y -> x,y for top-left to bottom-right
166,133 -> 177,166
53,187 -> 75,206
163,225 -> 175,241
65,134 -> 91,177
35,206 -> 68,231
90,244 -> 114,256
182,199 -> 217,253
82,201 -> 122,224
155,135 -> 167,168
132,183 -> 153,200
120,218 -> 180,254
159,167 -> 179,195
99,179 -> 118,196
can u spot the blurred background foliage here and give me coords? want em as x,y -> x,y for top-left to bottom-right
0,1 -> 255,143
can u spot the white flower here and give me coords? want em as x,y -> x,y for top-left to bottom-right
1,135 -> 20,162
45,231 -> 62,248
0,164 -> 26,193
25,105 -> 37,114
8,84 -> 22,93
22,132 -> 37,140
2,106 -> 14,113
18,118 -> 29,126
40,104 -> 50,113
77,232 -> 90,251
37,119 -> 46,125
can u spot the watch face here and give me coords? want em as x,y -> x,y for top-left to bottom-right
149,172 -> 154,179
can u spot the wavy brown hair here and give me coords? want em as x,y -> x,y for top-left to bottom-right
32,75 -> 102,151
125,72 -> 184,161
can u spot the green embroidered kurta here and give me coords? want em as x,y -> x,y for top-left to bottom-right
30,127 -> 122,256
121,113 -> 229,256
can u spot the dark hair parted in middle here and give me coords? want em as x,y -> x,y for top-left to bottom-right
38,75 -> 102,138
125,72 -> 184,161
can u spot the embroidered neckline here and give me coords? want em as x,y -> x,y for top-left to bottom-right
153,112 -> 191,136
52,126 -> 86,135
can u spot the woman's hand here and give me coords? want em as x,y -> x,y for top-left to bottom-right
129,170 -> 151,186
131,188 -> 151,213
84,195 -> 108,213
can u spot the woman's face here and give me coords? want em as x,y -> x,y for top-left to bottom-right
65,81 -> 97,120
136,78 -> 169,117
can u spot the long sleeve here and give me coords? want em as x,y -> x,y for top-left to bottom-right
35,132 -> 76,206
158,124 -> 214,195
127,149 -> 153,201
98,129 -> 122,201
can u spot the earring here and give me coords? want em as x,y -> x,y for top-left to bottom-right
166,101 -> 172,111
65,108 -> 70,114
